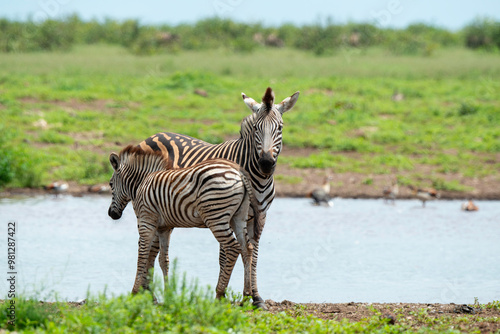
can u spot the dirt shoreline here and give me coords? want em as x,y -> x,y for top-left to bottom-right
3,299 -> 498,332
265,300 -> 500,333
1,169 -> 499,200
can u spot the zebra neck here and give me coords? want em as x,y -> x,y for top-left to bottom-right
128,159 -> 165,201
212,137 -> 275,202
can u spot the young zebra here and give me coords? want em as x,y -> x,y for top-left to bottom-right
137,87 -> 299,309
108,145 -> 260,304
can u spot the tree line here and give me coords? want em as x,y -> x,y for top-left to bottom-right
1,15 -> 499,55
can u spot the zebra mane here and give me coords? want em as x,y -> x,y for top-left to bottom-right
261,87 -> 275,112
119,145 -> 173,169
239,113 -> 256,138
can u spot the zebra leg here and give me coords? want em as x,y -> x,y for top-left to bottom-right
249,240 -> 266,308
216,245 -> 227,298
143,235 -> 160,291
157,227 -> 173,283
231,217 -> 253,302
208,223 -> 241,300
248,213 -> 267,309
132,219 -> 157,295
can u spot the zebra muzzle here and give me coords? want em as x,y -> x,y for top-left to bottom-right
258,151 -> 276,176
108,207 -> 122,220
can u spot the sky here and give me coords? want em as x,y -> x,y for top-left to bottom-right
2,0 -> 500,30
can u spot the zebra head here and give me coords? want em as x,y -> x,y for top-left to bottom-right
241,87 -> 299,176
108,151 -> 129,220
108,146 -> 168,220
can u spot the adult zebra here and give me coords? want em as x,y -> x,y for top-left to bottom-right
108,146 -> 258,301
138,87 -> 299,308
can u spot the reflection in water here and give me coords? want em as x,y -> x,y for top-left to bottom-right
1,196 -> 499,303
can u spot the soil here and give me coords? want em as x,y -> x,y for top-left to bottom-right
273,162 -> 500,200
264,300 -> 500,333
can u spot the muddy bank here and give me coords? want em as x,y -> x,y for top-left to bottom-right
274,165 -> 500,200
265,300 -> 500,333
1,168 -> 499,200
1,177 -> 500,200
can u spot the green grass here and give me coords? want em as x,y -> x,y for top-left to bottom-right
1,296 -> 391,333
274,175 -> 303,185
0,45 -> 499,188
2,276 -> 499,333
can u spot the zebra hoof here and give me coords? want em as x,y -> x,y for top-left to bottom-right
215,292 -> 226,300
253,300 -> 268,310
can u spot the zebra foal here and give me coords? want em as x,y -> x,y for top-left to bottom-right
108,145 -> 260,303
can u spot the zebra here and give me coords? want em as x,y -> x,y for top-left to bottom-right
137,87 -> 299,308
108,145 -> 260,303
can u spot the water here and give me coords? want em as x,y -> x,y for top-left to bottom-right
1,196 -> 499,303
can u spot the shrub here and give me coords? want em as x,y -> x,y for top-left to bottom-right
0,137 -> 15,187
463,17 -> 500,50
386,31 -> 432,56
458,103 -> 478,116
36,19 -> 75,51
0,298 -> 62,331
0,127 -> 44,188
1,16 -> 495,55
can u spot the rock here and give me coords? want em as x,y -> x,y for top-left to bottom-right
33,119 -> 49,129
194,89 -> 208,97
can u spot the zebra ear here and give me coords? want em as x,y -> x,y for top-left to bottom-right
109,152 -> 120,171
241,92 -> 261,113
277,91 -> 300,114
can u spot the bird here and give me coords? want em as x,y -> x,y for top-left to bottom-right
408,185 -> 440,207
44,181 -> 69,197
461,200 -> 478,212
308,176 -> 333,206
88,184 -> 110,194
382,180 -> 399,204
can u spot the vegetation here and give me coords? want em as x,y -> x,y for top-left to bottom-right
2,270 -> 499,333
1,18 -> 499,329
463,17 -> 500,50
0,43 -> 499,190
1,16 -> 500,55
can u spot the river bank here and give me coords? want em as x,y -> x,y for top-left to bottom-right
1,168 -> 499,200
1,299 -> 499,333
265,300 -> 500,333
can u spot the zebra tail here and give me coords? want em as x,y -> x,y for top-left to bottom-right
238,167 -> 261,240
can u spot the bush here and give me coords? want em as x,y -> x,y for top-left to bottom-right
0,141 -> 15,187
0,127 -> 44,189
458,102 -> 479,116
293,24 -> 343,55
2,15 -> 495,55
463,17 -> 500,50
386,30 -> 435,56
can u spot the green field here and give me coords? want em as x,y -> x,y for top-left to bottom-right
1,45 -> 499,191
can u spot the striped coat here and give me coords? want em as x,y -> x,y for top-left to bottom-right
137,88 -> 299,307
108,146 -> 260,302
